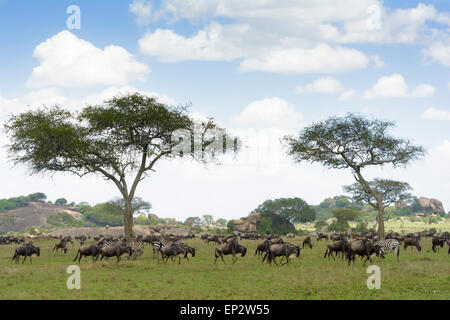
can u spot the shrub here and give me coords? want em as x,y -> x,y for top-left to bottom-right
47,212 -> 83,228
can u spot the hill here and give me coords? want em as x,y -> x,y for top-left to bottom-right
0,201 -> 83,233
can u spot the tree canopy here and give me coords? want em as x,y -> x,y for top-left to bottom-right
256,198 -> 316,223
283,113 -> 425,239
344,179 -> 413,210
4,92 -> 239,240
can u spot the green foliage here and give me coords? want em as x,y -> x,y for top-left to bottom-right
46,212 -> 83,228
186,217 -> 202,226
109,197 -> 152,215
328,220 -> 350,232
201,214 -> 214,226
0,192 -> 48,213
216,218 -> 227,227
258,213 -> 295,235
55,198 -> 68,206
314,220 -> 328,232
354,221 -> 369,233
226,220 -> 234,233
0,214 -> 17,233
256,198 -> 316,224
332,207 -> 361,222
84,202 -> 124,226
135,214 -> 149,225
313,195 -> 362,220
76,202 -> 91,214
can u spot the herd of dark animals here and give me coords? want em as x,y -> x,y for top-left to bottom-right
1,230 -> 449,266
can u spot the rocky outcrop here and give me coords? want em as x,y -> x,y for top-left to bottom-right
232,212 -> 261,233
394,200 -> 407,209
418,197 -> 444,212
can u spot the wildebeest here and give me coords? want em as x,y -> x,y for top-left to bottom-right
346,239 -> 382,266
53,239 -> 69,254
100,244 -> 133,263
302,237 -> 313,249
158,242 -> 189,264
12,243 -> 40,264
205,235 -> 221,245
431,236 -> 445,253
214,238 -> 247,264
73,244 -> 101,263
403,237 -> 422,252
262,242 -> 300,266
324,240 -> 348,260
255,238 -> 283,259
316,233 -> 329,241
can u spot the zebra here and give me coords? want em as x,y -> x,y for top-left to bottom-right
375,239 -> 400,261
151,239 -> 169,257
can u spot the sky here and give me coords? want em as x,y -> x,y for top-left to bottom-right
0,0 -> 449,221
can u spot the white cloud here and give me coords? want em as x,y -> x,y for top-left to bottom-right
239,44 -> 369,74
422,107 -> 450,121
26,30 -> 150,89
370,55 -> 386,68
138,2 -> 449,73
232,97 -> 303,129
153,1 -> 447,45
364,74 -> 435,99
138,22 -> 246,62
423,42 -> 450,67
129,0 -> 152,26
338,90 -> 356,102
295,77 -> 344,94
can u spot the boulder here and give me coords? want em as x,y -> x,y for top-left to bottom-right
418,197 -> 444,212
232,213 -> 260,233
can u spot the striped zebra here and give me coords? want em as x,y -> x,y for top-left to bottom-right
151,239 -> 169,257
375,239 -> 400,261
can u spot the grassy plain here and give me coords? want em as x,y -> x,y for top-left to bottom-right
0,237 -> 448,300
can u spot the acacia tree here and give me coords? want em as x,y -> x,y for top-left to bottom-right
283,113 -> 425,239
4,92 -> 239,241
344,179 -> 413,229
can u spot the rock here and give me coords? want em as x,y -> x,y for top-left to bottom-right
326,217 -> 337,225
31,228 -> 41,235
418,197 -> 444,212
232,212 -> 261,233
395,200 -> 407,209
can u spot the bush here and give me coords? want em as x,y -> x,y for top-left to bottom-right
84,203 -> 124,226
314,220 -> 328,232
47,212 -> 83,228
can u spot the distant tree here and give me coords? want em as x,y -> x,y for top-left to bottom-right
283,113 -> 425,239
27,192 -> 47,202
216,218 -> 227,227
344,179 -> 413,230
201,214 -> 214,226
329,208 -> 361,232
314,220 -> 328,232
185,216 -> 202,226
135,214 -> 149,225
5,93 -> 239,240
55,198 -> 68,206
108,197 -> 152,215
255,198 -> 316,223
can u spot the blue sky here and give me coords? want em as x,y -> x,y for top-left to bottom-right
0,0 -> 449,220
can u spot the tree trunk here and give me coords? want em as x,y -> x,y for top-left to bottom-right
377,201 -> 385,240
124,198 -> 134,242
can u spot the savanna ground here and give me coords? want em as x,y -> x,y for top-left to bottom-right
1,236 -> 449,300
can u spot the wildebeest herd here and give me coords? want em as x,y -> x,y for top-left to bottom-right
1,230 -> 449,266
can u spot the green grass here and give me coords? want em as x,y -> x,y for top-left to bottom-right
0,237 -> 449,300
